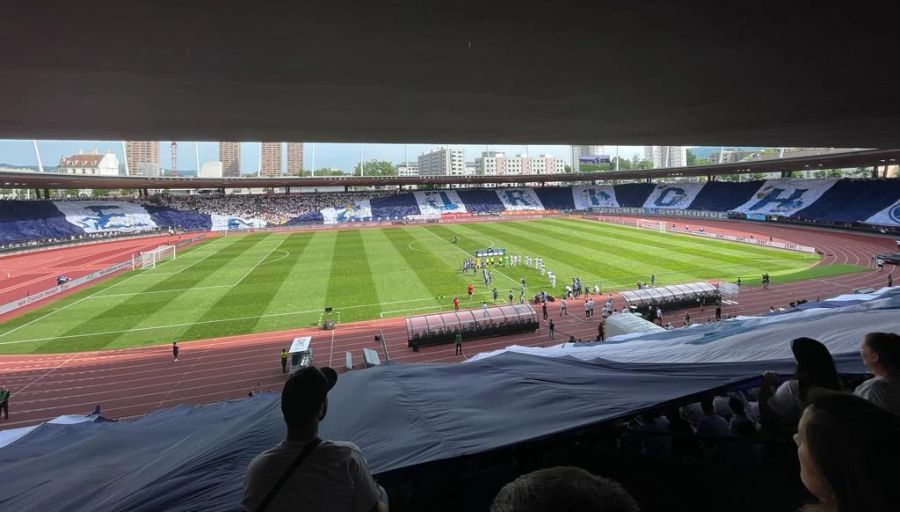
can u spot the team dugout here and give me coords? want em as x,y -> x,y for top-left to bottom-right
406,304 -> 539,350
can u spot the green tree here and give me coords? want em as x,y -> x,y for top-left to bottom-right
296,168 -> 348,177
353,160 -> 397,177
686,149 -> 697,166
564,164 -> 573,173
633,159 -> 654,170
92,189 -> 110,197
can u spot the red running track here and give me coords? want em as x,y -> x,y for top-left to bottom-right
0,234 -> 211,323
0,220 -> 896,429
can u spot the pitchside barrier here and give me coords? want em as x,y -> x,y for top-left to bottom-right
0,235 -> 205,316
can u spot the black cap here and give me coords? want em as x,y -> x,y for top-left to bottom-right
281,366 -> 338,424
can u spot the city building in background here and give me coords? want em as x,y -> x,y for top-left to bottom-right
476,152 -> 565,176
125,140 -> 160,176
571,145 -> 605,173
219,142 -> 241,177
198,161 -> 223,178
259,142 -> 283,177
58,150 -> 120,176
644,145 -> 688,169
286,142 -> 304,175
397,162 -> 419,176
417,147 -> 465,176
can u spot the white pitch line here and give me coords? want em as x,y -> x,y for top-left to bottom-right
0,238 -> 227,341
230,239 -> 287,287
15,352 -> 78,394
421,227 -> 521,288
88,284 -> 236,299
0,294 -> 458,346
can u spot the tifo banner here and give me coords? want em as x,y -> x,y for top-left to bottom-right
495,188 -> 544,211
321,199 -> 373,224
53,201 -> 157,233
210,214 -> 266,231
641,182 -> 705,210
730,179 -> 839,217
413,190 -> 467,216
865,198 -> 900,227
572,185 -> 619,210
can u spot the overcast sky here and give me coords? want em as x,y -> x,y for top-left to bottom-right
0,140 -> 648,172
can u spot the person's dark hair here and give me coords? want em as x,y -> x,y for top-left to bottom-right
791,337 -> 844,400
864,332 -> 900,375
701,397 -> 715,415
728,396 -> 746,417
802,394 -> 900,512
490,466 -> 640,512
281,366 -> 337,428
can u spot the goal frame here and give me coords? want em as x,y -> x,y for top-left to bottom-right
637,218 -> 665,234
135,245 -> 176,270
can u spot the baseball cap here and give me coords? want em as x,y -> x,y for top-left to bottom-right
281,366 -> 338,424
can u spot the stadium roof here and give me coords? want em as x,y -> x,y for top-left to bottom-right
1,2 -> 899,147
2,149 -> 897,190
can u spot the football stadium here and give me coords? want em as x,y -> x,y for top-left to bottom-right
2,4 -> 900,512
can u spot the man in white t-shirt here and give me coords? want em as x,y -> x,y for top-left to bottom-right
242,366 -> 388,512
854,332 -> 900,415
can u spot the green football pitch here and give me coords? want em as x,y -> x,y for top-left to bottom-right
0,217 -> 839,354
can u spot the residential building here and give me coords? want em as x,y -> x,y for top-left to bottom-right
571,145 -> 605,172
286,142 -> 304,175
397,162 -> 419,176
219,142 -> 241,177
530,154 -> 566,174
476,152 -> 565,176
644,146 -> 688,169
125,141 -> 160,176
417,147 -> 465,176
260,142 -> 282,177
58,150 -> 120,176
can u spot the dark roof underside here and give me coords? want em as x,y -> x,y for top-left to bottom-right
1,1 -> 899,147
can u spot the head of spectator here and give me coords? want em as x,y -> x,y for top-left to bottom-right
860,332 -> 900,378
728,396 -> 746,418
281,366 -> 337,441
792,337 -> 844,400
701,397 -> 717,416
490,466 -> 640,512
795,394 -> 900,512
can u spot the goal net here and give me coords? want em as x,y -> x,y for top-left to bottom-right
137,245 -> 176,269
637,219 -> 665,234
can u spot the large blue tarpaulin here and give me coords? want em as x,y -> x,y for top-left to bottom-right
0,293 -> 897,512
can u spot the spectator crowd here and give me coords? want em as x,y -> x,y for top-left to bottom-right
148,191 -> 392,224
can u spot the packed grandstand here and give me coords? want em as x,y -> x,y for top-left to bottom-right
1,178 -> 899,247
1,177 -> 899,512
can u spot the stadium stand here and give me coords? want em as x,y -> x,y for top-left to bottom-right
143,205 -> 213,232
612,183 -> 657,207
687,180 -> 765,212
370,193 -> 421,220
793,178 -> 900,223
455,189 -> 507,214
0,200 -> 86,244
0,178 -> 899,246
532,187 -> 576,210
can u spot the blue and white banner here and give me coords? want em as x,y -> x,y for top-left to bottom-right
495,188 -> 544,211
321,199 -> 373,224
53,201 -> 157,233
210,214 -> 266,231
865,198 -> 900,227
413,190 -> 467,216
730,179 -> 839,217
641,182 -> 705,210
572,185 -> 619,210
